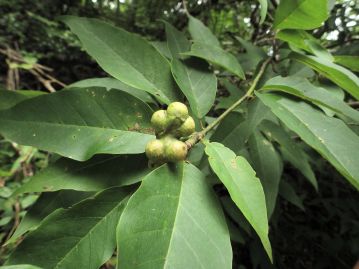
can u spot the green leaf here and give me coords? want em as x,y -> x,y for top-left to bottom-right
0,91 -> 36,111
0,265 -> 43,269
257,92 -> 359,191
212,99 -> 270,152
334,55 -> 359,72
164,21 -> 190,58
61,16 -> 181,104
235,37 -> 267,72
276,30 -> 333,61
248,131 -> 283,217
183,42 -> 245,79
258,0 -> 268,24
290,52 -> 359,100
262,76 -> 359,122
6,187 -> 132,269
279,181 -> 305,211
188,15 -> 220,48
67,77 -> 154,103
7,190 -> 93,244
150,41 -> 172,59
13,154 -> 149,195
205,142 -> 272,261
117,162 -> 232,269
274,0 -> 329,30
0,88 -> 154,161
260,120 -> 318,190
171,58 -> 217,118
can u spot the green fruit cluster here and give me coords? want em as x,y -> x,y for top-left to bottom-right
146,102 -> 196,165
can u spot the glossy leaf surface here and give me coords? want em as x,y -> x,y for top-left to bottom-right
62,16 -> 181,103
117,162 -> 232,269
257,92 -> 359,191
171,58 -> 217,118
205,142 -> 272,261
7,187 -> 132,269
274,0 -> 329,30
13,154 -> 148,195
0,88 -> 154,161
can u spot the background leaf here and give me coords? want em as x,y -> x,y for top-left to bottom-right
117,162 -> 232,269
205,142 -> 272,261
274,0 -> 329,30
13,154 -> 149,195
188,15 -> 220,48
7,190 -> 93,244
248,131 -> 283,217
171,58 -> 217,118
61,16 -> 181,103
262,76 -> 359,122
290,52 -> 359,100
260,120 -> 318,189
183,42 -> 245,79
164,21 -> 190,58
0,88 -> 154,161
67,77 -> 154,103
334,55 -> 359,72
257,92 -> 359,191
258,0 -> 268,24
6,187 -> 132,269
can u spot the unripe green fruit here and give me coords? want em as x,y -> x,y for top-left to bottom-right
167,102 -> 189,127
151,110 -> 168,133
174,116 -> 195,138
165,139 -> 188,162
145,139 -> 165,161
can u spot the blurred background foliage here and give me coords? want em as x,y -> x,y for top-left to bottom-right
0,0 -> 358,268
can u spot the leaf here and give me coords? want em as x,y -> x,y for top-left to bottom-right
248,131 -> 283,217
334,55 -> 359,72
164,21 -> 190,58
61,16 -> 181,104
257,92 -> 359,191
182,42 -> 245,79
188,15 -> 220,48
279,181 -> 305,211
260,120 -> 318,189
171,58 -> 217,118
0,88 -> 154,161
0,91 -> 39,111
235,37 -> 267,72
290,52 -> 359,100
0,265 -> 43,269
212,99 -> 270,152
7,190 -> 93,244
258,0 -> 268,24
150,41 -> 172,59
6,187 -> 132,269
117,162 -> 232,269
276,30 -> 333,61
274,0 -> 329,30
262,76 -> 359,122
205,142 -> 272,261
67,77 -> 154,103
13,154 -> 149,195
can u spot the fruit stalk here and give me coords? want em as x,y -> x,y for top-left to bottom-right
185,57 -> 272,149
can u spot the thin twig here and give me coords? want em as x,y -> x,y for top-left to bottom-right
185,57 -> 272,149
182,0 -> 190,15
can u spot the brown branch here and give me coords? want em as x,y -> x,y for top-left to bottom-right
0,46 -> 67,92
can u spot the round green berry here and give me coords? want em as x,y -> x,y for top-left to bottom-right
174,116 -> 195,138
150,110 -> 168,133
165,139 -> 188,162
145,139 -> 165,161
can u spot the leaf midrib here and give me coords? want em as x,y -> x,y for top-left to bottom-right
53,198 -> 126,269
